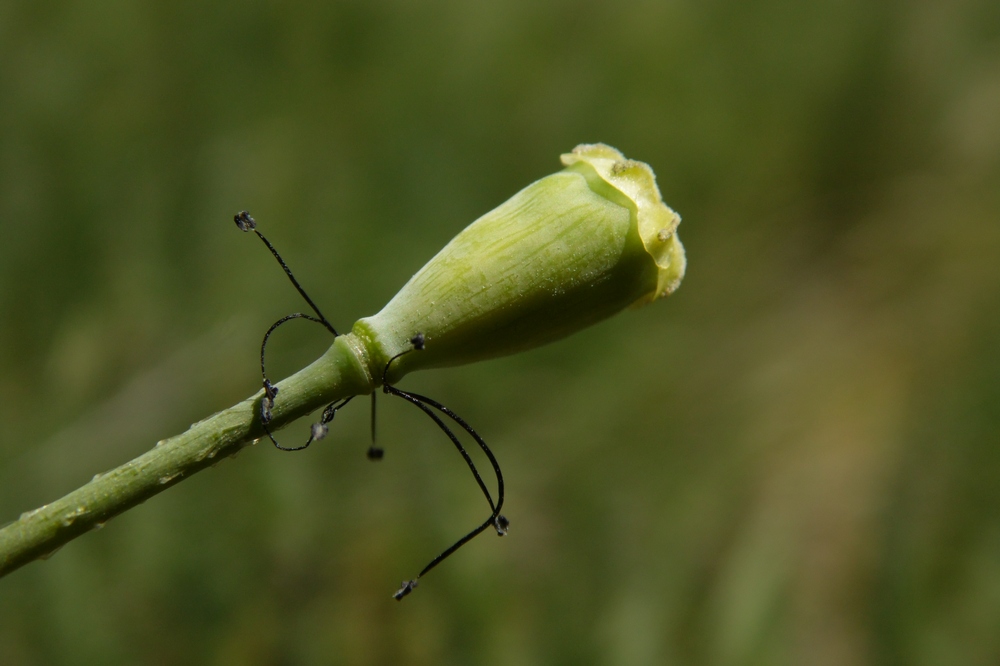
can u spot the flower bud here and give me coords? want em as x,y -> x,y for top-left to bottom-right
348,144 -> 686,384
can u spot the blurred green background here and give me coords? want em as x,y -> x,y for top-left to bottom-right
2,0 -> 1000,664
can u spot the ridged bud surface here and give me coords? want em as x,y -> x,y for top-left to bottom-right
347,144 -> 686,385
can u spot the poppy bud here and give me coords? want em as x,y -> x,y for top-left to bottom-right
341,144 -> 686,385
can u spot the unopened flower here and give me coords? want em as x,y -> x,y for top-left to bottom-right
230,144 -> 687,597
349,143 -> 686,384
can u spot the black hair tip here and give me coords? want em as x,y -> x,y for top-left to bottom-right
367,446 -> 385,461
234,210 -> 256,232
494,514 -> 510,536
393,579 -> 418,601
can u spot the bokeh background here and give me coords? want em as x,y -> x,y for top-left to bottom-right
2,1 -> 1000,664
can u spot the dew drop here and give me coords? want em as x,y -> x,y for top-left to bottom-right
60,506 -> 89,526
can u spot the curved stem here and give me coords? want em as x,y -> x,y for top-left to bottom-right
0,334 -> 371,579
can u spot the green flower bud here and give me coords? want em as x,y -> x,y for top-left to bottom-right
345,143 -> 685,386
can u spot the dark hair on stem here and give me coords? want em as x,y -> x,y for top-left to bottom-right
234,210 -> 508,599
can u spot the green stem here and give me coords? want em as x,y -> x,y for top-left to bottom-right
0,334 -> 372,579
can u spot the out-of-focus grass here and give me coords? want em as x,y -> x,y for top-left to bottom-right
1,1 -> 999,664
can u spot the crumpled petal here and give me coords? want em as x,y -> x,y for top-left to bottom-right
561,143 -> 686,305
